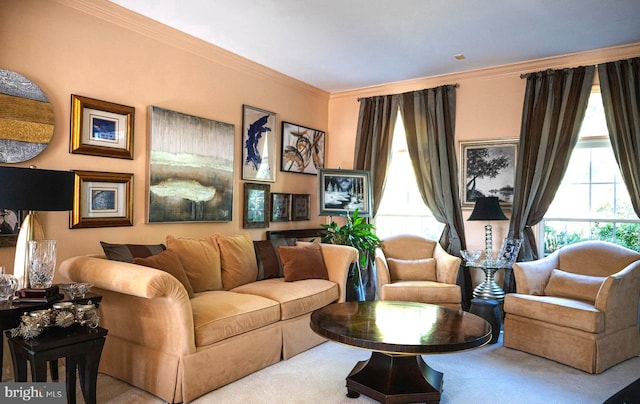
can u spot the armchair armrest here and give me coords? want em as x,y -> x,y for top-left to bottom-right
301,242 -> 358,303
433,244 -> 461,285
374,247 -> 391,288
512,253 -> 558,295
595,260 -> 640,331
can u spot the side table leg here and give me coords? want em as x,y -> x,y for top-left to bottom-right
31,359 -> 48,382
49,359 -> 59,381
77,338 -> 105,404
6,341 -> 27,382
66,356 -> 78,404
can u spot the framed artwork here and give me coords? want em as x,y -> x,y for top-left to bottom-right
271,193 -> 291,222
243,182 -> 270,228
280,121 -> 325,175
242,105 -> 277,182
0,209 -> 24,247
318,168 -> 372,217
70,170 -> 133,229
148,106 -> 235,223
70,94 -> 135,159
292,194 -> 310,221
460,139 -> 518,208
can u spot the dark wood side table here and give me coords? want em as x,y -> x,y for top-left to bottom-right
6,325 -> 108,404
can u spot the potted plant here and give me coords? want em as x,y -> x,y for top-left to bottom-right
321,209 -> 380,301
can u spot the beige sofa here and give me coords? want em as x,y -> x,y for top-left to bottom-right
59,234 -> 358,403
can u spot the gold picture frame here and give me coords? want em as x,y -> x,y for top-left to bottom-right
70,94 -> 135,159
71,170 -> 133,228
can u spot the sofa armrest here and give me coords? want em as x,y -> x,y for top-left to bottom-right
58,256 -> 196,356
512,254 -> 558,295
298,242 -> 358,303
433,244 -> 461,285
595,260 -> 640,331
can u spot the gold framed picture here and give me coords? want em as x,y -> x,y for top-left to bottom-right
70,94 -> 135,159
70,170 -> 133,228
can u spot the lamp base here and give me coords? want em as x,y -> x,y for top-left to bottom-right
13,212 -> 45,289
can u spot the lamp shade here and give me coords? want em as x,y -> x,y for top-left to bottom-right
468,197 -> 508,221
0,166 -> 74,211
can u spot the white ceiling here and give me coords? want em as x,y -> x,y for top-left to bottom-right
109,0 -> 640,93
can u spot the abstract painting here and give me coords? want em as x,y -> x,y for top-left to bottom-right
148,106 -> 235,222
242,105 -> 276,182
281,121 -> 325,175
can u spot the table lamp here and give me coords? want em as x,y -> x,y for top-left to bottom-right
0,166 -> 74,288
467,196 -> 508,264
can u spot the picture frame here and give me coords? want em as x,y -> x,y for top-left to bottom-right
243,182 -> 270,228
70,94 -> 135,159
280,121 -> 325,175
70,170 -> 133,229
291,194 -> 311,221
460,139 -> 518,208
318,168 -> 372,217
0,209 -> 24,247
242,105 -> 277,182
271,193 -> 291,222
148,106 -> 235,223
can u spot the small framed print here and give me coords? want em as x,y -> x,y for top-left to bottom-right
243,182 -> 270,228
71,170 -> 133,228
271,193 -> 291,222
242,105 -> 277,182
292,194 -> 310,221
281,121 -> 325,175
70,94 -> 135,159
0,209 -> 24,247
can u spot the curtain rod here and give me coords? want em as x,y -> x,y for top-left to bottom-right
357,83 -> 459,101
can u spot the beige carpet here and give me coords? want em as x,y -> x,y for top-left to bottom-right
74,335 -> 639,403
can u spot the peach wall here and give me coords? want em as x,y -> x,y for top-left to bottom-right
0,0 -> 330,275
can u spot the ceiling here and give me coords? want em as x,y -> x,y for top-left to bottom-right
109,0 -> 640,93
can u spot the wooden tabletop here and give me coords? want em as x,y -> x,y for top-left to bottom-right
311,301 -> 491,354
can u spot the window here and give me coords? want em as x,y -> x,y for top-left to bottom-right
540,90 -> 640,254
374,111 -> 444,239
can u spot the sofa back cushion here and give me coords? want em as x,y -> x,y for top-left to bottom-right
254,238 -> 297,280
387,257 -> 437,282
134,250 -> 195,298
166,235 -> 222,292
544,269 -> 606,304
279,243 -> 329,282
215,233 -> 258,290
100,241 -> 166,263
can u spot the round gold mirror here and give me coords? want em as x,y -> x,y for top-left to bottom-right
0,68 -> 54,163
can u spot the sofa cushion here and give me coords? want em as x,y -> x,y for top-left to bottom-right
254,238 -> 297,280
544,269 -> 606,304
279,243 -> 329,282
190,290 -> 280,346
387,258 -> 437,282
215,233 -> 258,290
134,249 -> 195,298
100,241 -> 166,263
232,278 -> 339,320
166,235 -> 222,292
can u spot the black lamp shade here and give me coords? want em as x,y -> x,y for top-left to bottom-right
468,196 -> 508,221
0,166 -> 74,211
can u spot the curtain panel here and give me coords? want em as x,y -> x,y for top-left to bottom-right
508,66 -> 595,266
598,57 -> 640,217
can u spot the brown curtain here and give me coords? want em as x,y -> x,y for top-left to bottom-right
598,57 -> 640,217
354,94 -> 399,216
508,66 -> 595,269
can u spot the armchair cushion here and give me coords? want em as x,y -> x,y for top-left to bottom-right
387,258 -> 437,282
544,269 -> 606,304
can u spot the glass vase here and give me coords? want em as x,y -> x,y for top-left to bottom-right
28,239 -> 57,289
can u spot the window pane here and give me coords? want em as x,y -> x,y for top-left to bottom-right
547,184 -> 590,218
562,148 -> 590,183
591,147 -> 617,183
591,184 -> 615,218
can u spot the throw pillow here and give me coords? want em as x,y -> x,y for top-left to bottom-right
387,257 -> 437,282
215,233 -> 258,290
134,250 -> 195,298
254,238 -> 297,280
279,243 -> 329,282
166,235 -> 222,292
544,269 -> 606,304
100,241 -> 166,263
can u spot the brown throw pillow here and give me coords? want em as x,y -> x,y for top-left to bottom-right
134,250 -> 195,298
279,243 -> 329,282
100,241 -> 166,263
215,233 -> 258,290
166,235 -> 222,292
254,238 -> 297,280
544,269 -> 606,304
386,258 -> 437,282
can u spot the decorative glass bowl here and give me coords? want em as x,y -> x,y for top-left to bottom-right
59,283 -> 93,299
460,250 -> 482,266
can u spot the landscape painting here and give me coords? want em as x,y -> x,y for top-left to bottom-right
148,106 -> 234,222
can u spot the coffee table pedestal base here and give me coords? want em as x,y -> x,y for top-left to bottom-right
346,351 -> 443,404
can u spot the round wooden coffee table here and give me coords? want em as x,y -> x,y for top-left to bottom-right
310,301 -> 491,404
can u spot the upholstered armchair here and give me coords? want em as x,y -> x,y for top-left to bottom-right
374,234 -> 462,309
503,240 -> 640,374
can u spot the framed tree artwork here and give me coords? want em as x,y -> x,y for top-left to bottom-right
318,168 -> 372,217
280,121 -> 325,175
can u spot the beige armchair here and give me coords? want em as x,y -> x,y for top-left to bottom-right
374,234 -> 462,309
504,240 -> 640,374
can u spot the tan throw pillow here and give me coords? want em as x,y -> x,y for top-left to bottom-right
134,250 -> 195,298
215,233 -> 258,290
279,243 -> 329,282
387,258 -> 437,282
544,269 -> 606,304
166,235 -> 222,292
